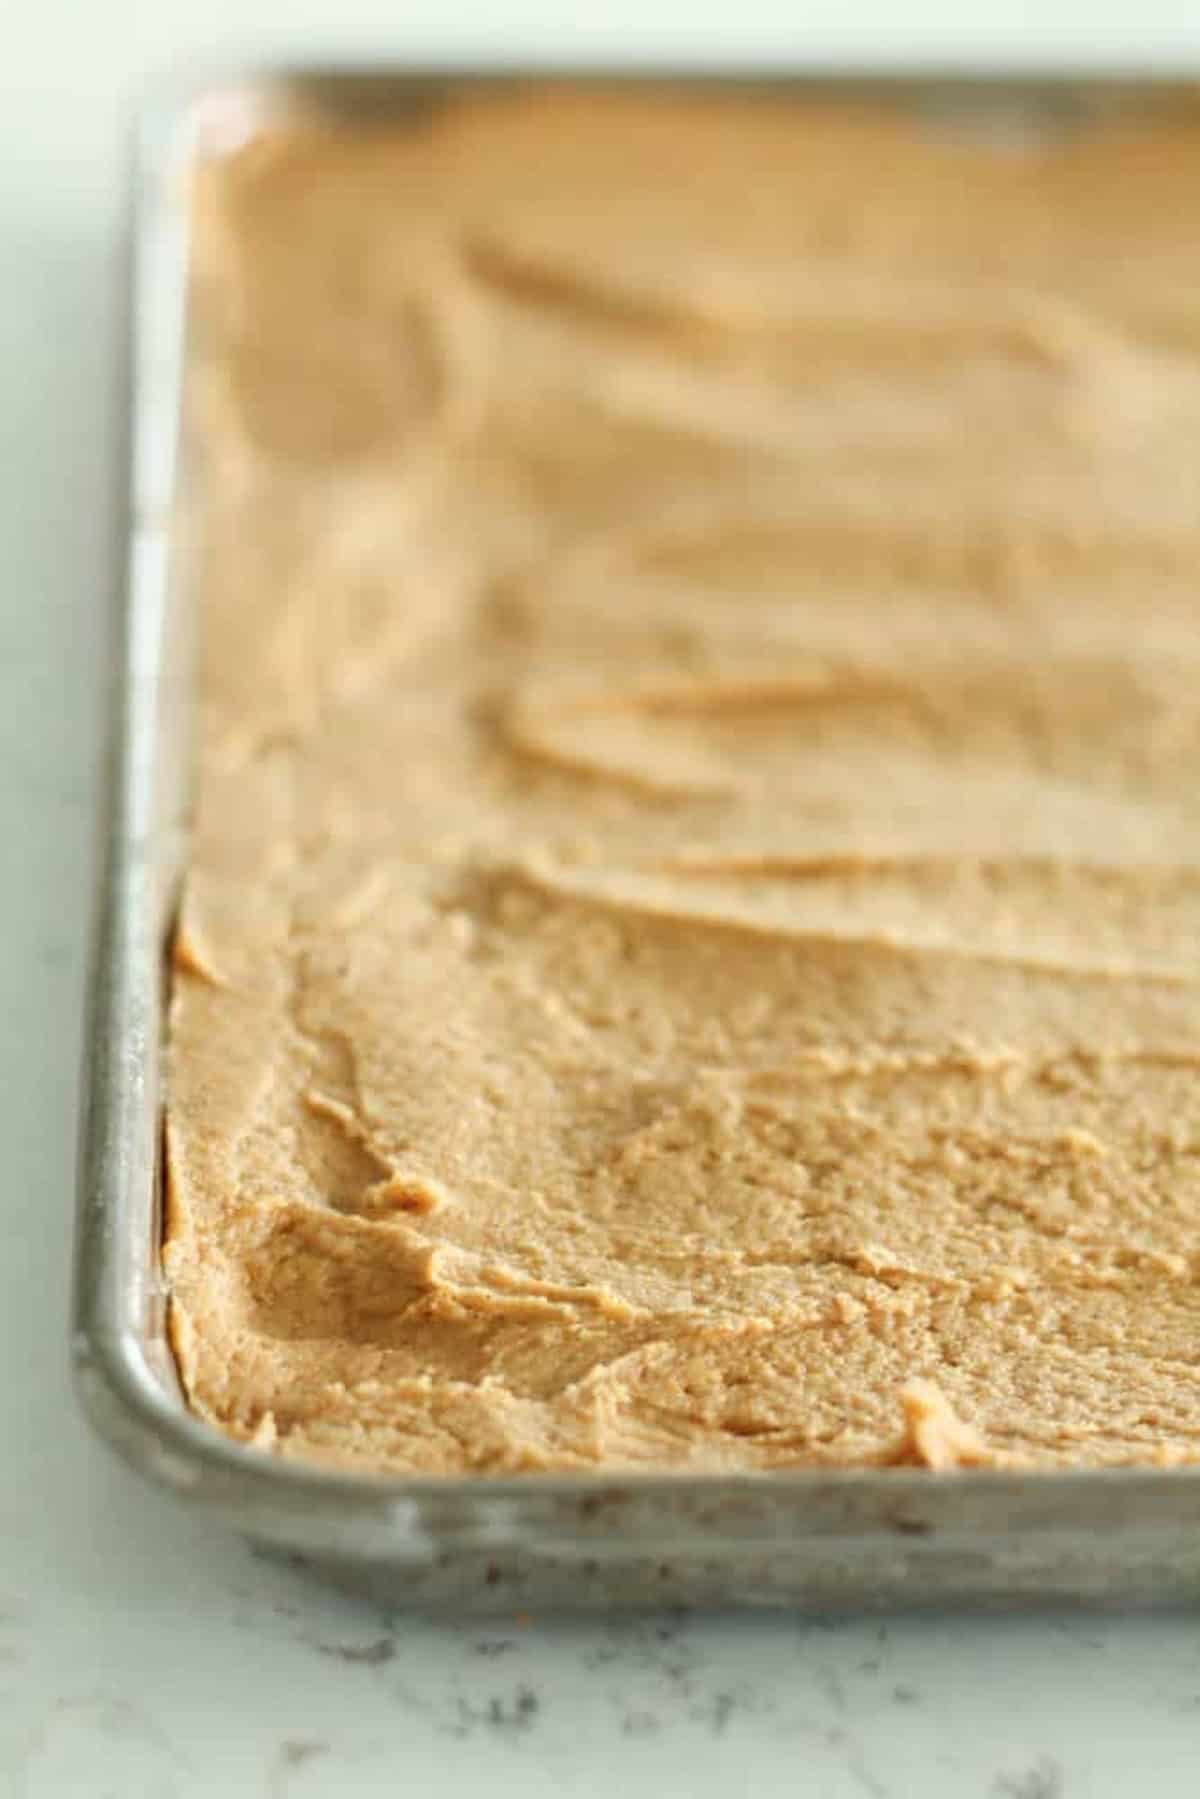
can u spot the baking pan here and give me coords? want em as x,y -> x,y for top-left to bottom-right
74,66 -> 1200,1612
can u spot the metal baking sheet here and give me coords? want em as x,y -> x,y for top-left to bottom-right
73,66 -> 1200,1612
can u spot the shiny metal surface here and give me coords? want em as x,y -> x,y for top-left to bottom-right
73,68 -> 1200,1611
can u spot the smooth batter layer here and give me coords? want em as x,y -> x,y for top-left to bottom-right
166,88 -> 1200,1474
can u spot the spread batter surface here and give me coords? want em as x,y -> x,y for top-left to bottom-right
166,88 -> 1200,1473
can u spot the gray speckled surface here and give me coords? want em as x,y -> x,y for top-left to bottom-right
7,9 -> 1200,1794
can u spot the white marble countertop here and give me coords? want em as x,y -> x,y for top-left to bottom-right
6,5 -> 1200,1793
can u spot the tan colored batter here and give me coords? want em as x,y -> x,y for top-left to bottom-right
165,89 -> 1200,1474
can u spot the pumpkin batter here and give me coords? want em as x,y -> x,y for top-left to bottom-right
165,89 -> 1200,1473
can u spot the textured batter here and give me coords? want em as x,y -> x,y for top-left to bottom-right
166,89 -> 1200,1474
